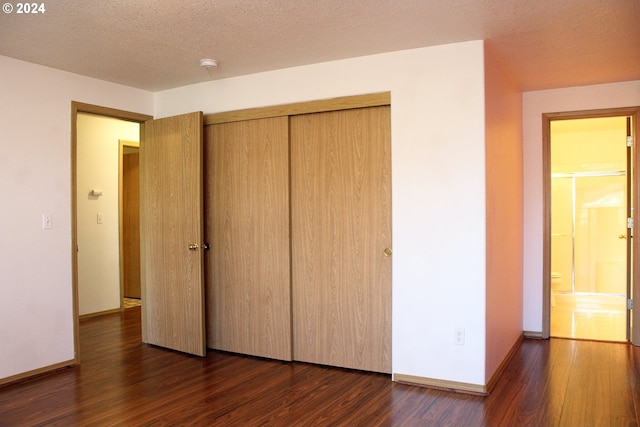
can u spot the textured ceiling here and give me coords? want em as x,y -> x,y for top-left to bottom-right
1,0 -> 639,92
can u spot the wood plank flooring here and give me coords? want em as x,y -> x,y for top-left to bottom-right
551,292 -> 627,341
2,307 -> 640,426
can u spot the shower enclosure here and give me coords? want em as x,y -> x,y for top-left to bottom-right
551,172 -> 626,295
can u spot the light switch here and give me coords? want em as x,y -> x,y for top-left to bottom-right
97,212 -> 103,224
42,213 -> 52,229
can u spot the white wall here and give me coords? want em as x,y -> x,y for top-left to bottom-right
522,80 -> 640,332
77,114 -> 140,315
156,41 -> 490,385
0,55 -> 153,381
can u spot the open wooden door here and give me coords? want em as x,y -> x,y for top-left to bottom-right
140,111 -> 206,356
122,148 -> 141,299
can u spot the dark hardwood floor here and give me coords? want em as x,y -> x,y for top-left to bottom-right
2,306 -> 640,426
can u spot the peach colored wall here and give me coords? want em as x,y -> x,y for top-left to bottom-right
484,47 -> 523,381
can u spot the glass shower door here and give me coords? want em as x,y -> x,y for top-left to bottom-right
550,173 -> 628,341
574,174 -> 626,295
550,177 -> 573,295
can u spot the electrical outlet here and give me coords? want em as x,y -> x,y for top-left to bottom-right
42,213 -> 52,229
454,328 -> 465,345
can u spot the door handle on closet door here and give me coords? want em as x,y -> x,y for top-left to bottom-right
188,243 -> 211,251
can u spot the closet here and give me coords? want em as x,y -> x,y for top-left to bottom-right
142,94 -> 391,373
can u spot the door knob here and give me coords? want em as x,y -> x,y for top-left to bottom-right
188,243 -> 210,251
619,234 -> 627,239
383,248 -> 392,257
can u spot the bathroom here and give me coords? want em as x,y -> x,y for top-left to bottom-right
550,115 -> 630,342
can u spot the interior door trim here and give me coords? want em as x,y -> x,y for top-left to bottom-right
542,106 -> 640,343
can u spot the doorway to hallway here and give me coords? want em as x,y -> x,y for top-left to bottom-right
71,101 -> 152,363
76,114 -> 140,316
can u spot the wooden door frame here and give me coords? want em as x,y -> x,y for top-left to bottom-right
71,102 -> 152,364
542,106 -> 640,343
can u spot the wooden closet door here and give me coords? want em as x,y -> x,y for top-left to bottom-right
291,106 -> 392,373
204,116 -> 292,361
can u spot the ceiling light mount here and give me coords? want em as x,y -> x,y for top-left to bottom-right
199,58 -> 219,69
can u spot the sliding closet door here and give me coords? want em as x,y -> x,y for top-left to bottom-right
291,106 -> 392,373
204,117 -> 292,361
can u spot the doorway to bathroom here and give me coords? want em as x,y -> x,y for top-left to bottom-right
547,113 -> 633,342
